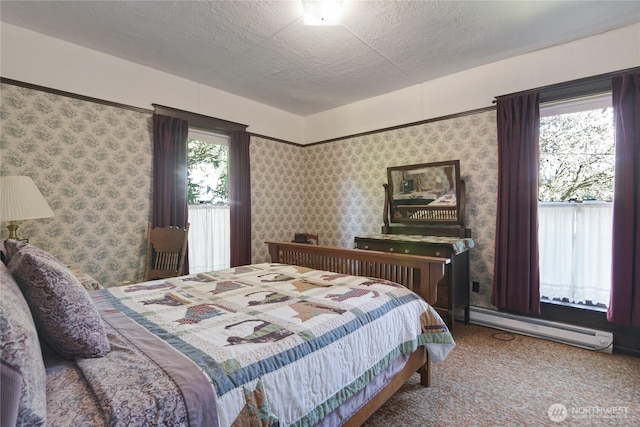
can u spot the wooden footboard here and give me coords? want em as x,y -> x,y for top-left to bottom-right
343,347 -> 429,427
266,242 -> 448,423
266,242 -> 449,309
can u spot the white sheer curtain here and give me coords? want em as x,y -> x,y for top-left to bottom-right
188,205 -> 230,273
538,201 -> 613,306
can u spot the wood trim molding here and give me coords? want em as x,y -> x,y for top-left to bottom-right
2,77 -> 494,147
304,106 -> 496,147
248,132 -> 304,147
0,77 -> 153,114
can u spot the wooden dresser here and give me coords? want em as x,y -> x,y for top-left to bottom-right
355,232 -> 473,332
374,159 -> 473,332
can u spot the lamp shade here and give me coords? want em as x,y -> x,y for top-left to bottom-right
0,176 -> 54,222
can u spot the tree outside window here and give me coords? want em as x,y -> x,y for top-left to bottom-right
539,108 -> 615,201
187,138 -> 228,205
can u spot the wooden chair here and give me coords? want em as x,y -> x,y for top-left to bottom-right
292,233 -> 319,245
144,222 -> 190,281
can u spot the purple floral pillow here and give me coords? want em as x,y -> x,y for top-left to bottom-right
1,267 -> 47,426
7,245 -> 110,359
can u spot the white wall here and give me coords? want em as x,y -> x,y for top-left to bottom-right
0,23 -> 305,143
304,23 -> 640,143
2,22 -> 639,145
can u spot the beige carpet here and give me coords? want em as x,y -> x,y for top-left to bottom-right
364,322 -> 640,426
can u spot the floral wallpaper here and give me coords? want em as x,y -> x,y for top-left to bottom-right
0,83 -> 153,287
250,136 -> 306,260
252,112 -> 498,308
1,81 -> 497,308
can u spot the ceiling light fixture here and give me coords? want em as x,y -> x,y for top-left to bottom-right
302,0 -> 343,26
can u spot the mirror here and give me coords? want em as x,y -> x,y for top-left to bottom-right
385,160 -> 464,225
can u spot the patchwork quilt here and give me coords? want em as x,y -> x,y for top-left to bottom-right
96,263 -> 455,426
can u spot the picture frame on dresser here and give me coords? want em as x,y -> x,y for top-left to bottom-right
356,159 -> 473,333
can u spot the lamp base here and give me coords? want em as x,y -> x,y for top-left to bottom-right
7,221 -> 19,240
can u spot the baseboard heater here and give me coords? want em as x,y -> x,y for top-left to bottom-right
466,307 -> 613,354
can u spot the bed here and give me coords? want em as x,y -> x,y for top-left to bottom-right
1,239 -> 455,427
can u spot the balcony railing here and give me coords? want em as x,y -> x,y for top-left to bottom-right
538,201 -> 613,307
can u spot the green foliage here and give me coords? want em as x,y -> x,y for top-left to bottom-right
539,109 -> 615,202
187,139 -> 228,205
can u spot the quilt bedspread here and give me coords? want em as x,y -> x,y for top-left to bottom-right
99,263 -> 456,426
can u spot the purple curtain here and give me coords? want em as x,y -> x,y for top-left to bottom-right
492,91 -> 541,315
228,130 -> 251,267
152,113 -> 189,274
608,72 -> 640,327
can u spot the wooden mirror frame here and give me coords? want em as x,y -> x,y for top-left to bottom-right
384,160 -> 465,227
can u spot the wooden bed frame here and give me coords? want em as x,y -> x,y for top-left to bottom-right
266,242 -> 450,425
267,242 -> 449,306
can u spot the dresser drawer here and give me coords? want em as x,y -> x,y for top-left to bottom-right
355,240 -> 452,258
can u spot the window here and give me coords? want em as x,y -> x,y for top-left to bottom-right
538,93 -> 615,308
187,129 -> 230,273
188,129 -> 229,205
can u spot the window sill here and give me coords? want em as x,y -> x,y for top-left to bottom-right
541,298 -> 607,313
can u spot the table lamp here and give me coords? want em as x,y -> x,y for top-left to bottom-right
0,176 -> 55,240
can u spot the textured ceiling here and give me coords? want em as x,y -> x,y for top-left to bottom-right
1,1 -> 639,116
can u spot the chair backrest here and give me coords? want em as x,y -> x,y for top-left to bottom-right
144,222 -> 190,281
